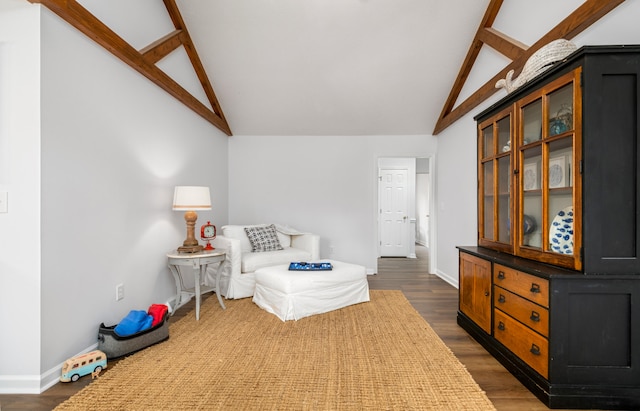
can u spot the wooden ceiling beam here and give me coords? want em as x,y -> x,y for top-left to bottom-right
162,0 -> 229,130
477,28 -> 528,60
28,0 -> 232,136
435,0 -> 504,123
434,0 -> 626,135
140,30 -> 185,64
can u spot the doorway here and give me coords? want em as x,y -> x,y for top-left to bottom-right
377,156 -> 436,273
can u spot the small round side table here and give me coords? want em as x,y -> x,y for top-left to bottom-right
166,250 -> 226,320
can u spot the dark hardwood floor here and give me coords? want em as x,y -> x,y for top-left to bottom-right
0,245 -> 598,410
372,246 -> 597,411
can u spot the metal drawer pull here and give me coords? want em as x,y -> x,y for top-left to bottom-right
498,294 -> 506,303
530,344 -> 541,356
530,311 -> 540,322
530,283 -> 541,293
498,321 -> 505,331
497,271 -> 505,279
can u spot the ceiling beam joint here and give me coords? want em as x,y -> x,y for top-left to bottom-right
477,28 -> 528,60
27,0 -> 232,136
162,0 -> 229,129
434,0 -> 626,135
140,30 -> 185,64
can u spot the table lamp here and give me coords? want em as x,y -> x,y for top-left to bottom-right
173,186 -> 211,253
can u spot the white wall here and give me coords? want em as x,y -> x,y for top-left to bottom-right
434,0 -> 640,287
416,157 -> 430,247
228,135 -> 436,272
0,0 -> 42,393
416,173 -> 429,247
0,3 -> 230,393
3,0 -> 640,395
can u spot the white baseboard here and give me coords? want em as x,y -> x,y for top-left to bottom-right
435,269 -> 458,289
0,343 -> 99,394
0,375 -> 42,394
40,363 -> 65,393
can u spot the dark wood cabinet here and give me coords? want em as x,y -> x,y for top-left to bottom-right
458,45 -> 640,409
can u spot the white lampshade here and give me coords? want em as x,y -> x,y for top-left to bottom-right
172,186 -> 211,211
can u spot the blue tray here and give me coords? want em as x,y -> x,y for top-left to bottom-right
288,262 -> 333,271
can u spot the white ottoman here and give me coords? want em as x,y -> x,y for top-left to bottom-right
252,260 -> 370,321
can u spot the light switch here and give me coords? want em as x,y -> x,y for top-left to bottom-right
0,191 -> 7,213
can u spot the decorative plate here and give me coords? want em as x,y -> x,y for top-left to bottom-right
549,206 -> 574,254
549,163 -> 564,187
524,169 -> 536,190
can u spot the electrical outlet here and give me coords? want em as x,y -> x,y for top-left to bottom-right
329,245 -> 335,255
116,283 -> 124,301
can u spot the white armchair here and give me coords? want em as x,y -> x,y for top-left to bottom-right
205,224 -> 320,299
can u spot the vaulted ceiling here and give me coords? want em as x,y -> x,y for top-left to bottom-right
28,0 -> 626,136
177,0 -> 491,136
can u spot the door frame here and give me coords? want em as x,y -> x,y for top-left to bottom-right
424,155 -> 437,275
376,155 -> 437,275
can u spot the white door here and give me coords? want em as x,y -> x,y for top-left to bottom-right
379,168 -> 409,257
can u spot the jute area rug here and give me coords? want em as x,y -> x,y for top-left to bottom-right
55,290 -> 495,410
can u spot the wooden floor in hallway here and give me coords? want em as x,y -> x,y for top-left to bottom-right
0,245 -> 598,410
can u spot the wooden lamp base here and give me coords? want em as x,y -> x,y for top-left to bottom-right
178,244 -> 203,253
178,210 -> 203,253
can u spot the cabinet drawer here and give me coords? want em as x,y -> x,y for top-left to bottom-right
494,286 -> 549,337
494,309 -> 549,379
494,264 -> 549,307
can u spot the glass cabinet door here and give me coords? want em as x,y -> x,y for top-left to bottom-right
516,69 -> 581,270
496,117 -> 511,244
546,84 -> 575,256
521,143 -> 542,248
478,108 -> 513,253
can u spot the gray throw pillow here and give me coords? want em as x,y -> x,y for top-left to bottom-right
244,224 -> 284,252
